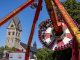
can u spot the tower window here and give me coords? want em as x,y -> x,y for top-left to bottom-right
8,32 -> 10,35
12,32 -> 15,35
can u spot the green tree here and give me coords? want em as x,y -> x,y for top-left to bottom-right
36,48 -> 54,60
63,0 -> 80,24
0,46 -> 17,52
53,48 -> 72,60
0,46 -> 4,52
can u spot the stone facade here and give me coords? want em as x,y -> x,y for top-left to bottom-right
6,16 -> 22,49
6,15 -> 37,59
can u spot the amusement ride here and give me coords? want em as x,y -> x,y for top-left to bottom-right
0,0 -> 80,60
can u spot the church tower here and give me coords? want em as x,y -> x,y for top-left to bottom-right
6,16 -> 22,49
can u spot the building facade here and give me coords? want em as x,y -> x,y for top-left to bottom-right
6,16 -> 37,59
6,16 -> 22,49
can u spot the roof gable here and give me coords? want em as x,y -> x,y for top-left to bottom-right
20,42 -> 27,49
20,42 -> 37,52
7,15 -> 22,31
7,20 -> 16,29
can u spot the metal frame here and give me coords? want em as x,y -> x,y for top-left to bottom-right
53,0 -> 80,60
0,0 -> 80,60
0,0 -> 34,26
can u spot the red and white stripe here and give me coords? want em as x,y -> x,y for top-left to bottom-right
44,23 -> 73,51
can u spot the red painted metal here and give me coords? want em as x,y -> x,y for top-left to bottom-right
0,0 -> 79,60
53,0 -> 79,35
0,0 -> 34,26
45,0 -> 63,36
71,39 -> 79,60
25,0 -> 42,60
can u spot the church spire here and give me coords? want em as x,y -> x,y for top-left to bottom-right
33,41 -> 37,48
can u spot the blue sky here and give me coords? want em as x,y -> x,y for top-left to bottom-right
0,0 -> 80,48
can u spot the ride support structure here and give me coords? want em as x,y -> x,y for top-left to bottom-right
45,0 -> 63,36
53,0 -> 80,60
0,0 -> 80,60
0,0 -> 34,26
25,0 -> 42,60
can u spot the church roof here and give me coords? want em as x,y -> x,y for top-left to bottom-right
20,42 -> 27,49
12,16 -> 22,31
30,46 -> 37,52
20,42 -> 37,52
7,15 -> 22,31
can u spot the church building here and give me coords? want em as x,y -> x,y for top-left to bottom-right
6,16 -> 22,49
6,16 -> 37,54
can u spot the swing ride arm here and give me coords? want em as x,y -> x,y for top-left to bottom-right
0,0 -> 34,26
45,0 -> 63,36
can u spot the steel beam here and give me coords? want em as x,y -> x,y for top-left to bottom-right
45,0 -> 63,36
53,0 -> 80,60
0,0 -> 34,26
25,0 -> 42,60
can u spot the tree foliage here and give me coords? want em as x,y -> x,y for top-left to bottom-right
63,0 -> 80,24
0,46 -> 4,52
36,0 -> 80,60
36,47 -> 72,60
53,48 -> 72,60
0,46 -> 16,53
36,48 -> 54,60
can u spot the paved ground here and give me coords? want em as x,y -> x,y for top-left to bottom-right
0,58 -> 8,60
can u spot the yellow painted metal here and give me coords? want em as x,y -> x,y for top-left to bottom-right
45,0 -> 58,30
75,34 -> 80,45
45,0 -> 63,36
